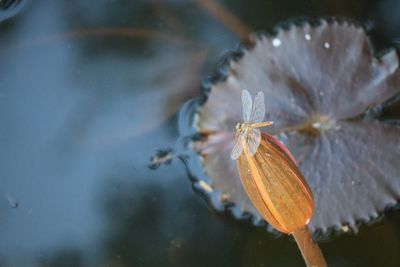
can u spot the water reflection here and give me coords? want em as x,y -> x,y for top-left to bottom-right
0,0 -> 399,267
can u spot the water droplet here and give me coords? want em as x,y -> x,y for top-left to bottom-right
198,180 -> 213,193
305,34 -> 311,40
272,38 -> 281,47
341,225 -> 350,232
324,42 -> 330,49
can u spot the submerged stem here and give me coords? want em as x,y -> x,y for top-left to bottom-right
292,226 -> 328,267
195,0 -> 251,41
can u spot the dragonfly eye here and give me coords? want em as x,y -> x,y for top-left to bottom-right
236,123 -> 241,130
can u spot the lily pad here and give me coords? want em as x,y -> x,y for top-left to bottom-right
187,19 -> 400,233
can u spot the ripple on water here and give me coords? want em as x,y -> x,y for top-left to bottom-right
0,0 -> 26,22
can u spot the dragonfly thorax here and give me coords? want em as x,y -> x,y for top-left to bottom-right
236,121 -> 274,131
236,123 -> 252,131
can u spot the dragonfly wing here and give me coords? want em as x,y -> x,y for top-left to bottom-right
246,128 -> 261,156
231,131 -> 244,160
251,91 -> 265,122
242,90 -> 252,122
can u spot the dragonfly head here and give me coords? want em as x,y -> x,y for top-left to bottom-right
236,123 -> 243,131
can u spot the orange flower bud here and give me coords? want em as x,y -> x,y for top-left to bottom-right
236,133 -> 314,234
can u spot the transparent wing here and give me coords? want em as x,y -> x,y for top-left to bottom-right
251,91 -> 265,122
246,128 -> 261,156
242,90 -> 252,122
231,131 -> 244,160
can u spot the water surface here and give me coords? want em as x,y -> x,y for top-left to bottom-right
0,1 -> 399,267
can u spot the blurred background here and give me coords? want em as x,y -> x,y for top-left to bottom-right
0,0 -> 399,266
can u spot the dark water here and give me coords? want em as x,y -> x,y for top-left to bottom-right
0,1 -> 399,267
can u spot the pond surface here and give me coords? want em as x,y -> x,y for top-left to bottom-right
0,1 -> 399,266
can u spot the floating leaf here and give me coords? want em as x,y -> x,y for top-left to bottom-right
187,19 -> 400,233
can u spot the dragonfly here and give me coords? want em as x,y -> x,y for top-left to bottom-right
229,90 -> 323,267
231,89 -> 273,160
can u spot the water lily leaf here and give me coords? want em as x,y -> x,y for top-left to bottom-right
192,19 -> 400,233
